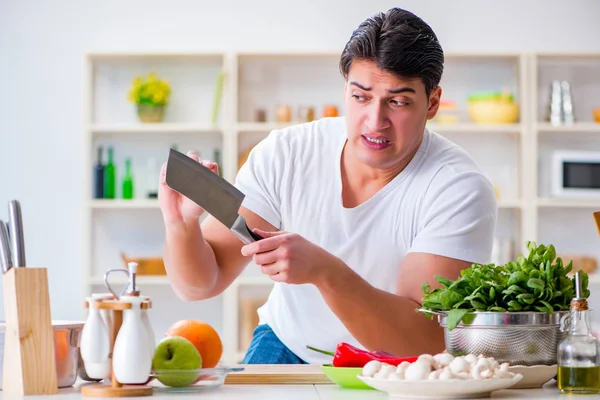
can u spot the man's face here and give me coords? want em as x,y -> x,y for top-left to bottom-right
343,59 -> 441,171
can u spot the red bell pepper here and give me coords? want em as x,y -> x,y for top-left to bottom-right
306,342 -> 418,368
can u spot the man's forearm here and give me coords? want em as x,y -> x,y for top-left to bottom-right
316,262 -> 445,356
163,220 -> 219,301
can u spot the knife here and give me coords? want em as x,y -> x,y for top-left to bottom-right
8,200 -> 26,267
0,220 -> 13,273
165,148 -> 262,244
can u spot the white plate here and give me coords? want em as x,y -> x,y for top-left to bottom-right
357,373 -> 523,399
507,365 -> 556,389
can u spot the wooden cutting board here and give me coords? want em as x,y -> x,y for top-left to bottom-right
224,364 -> 333,385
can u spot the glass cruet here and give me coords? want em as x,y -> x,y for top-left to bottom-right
557,271 -> 600,394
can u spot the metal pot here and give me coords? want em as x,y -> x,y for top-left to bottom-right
422,310 -> 570,366
0,320 -> 84,388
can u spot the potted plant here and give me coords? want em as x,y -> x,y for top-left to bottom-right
128,73 -> 171,123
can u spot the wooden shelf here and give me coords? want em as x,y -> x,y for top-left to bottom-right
236,122 -> 522,134
91,123 -> 222,136
90,275 -> 169,285
427,123 -> 521,134
89,199 -> 160,209
536,198 -> 600,209
535,122 -> 600,133
497,199 -> 524,209
235,275 -> 274,286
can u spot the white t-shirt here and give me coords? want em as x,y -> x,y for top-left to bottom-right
234,117 -> 497,364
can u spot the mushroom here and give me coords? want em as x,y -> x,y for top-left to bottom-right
428,369 -> 443,380
464,354 -> 478,365
433,352 -> 454,368
449,356 -> 469,375
404,360 -> 432,381
388,372 -> 403,381
374,363 -> 396,380
396,361 -> 410,379
362,360 -> 382,378
475,357 -> 491,371
417,354 -> 437,369
439,367 -> 455,381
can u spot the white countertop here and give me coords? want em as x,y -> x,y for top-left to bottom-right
0,381 -> 596,400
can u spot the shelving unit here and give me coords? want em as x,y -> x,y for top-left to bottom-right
84,51 -> 600,366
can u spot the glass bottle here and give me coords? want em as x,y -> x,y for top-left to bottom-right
557,271 -> 600,394
122,157 -> 134,200
146,157 -> 159,199
104,146 -> 116,199
93,146 -> 104,199
213,148 -> 222,177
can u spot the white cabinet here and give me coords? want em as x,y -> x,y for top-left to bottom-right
84,51 -> 600,366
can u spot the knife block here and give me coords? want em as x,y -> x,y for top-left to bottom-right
2,267 -> 58,396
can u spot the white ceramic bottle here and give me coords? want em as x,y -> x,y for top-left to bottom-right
90,292 -> 114,378
80,296 -> 111,380
112,295 -> 152,384
140,295 -> 156,359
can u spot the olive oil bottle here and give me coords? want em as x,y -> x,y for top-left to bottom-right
557,271 -> 600,394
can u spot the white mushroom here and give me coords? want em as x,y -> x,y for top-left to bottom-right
417,354 -> 437,369
404,360 -> 432,381
480,368 -> 494,379
428,369 -> 443,380
456,372 -> 472,380
449,356 -> 469,375
388,372 -> 404,381
362,360 -> 382,378
470,364 -> 484,380
396,361 -> 410,379
439,367 -> 455,381
475,357 -> 491,370
374,363 -> 396,380
464,354 -> 478,365
433,352 -> 454,367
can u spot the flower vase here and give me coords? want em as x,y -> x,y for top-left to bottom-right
137,104 -> 165,123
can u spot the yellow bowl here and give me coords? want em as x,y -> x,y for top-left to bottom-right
468,101 -> 519,124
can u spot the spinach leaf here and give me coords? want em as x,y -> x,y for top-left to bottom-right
420,241 -> 590,330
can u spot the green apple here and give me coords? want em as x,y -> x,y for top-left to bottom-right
152,336 -> 202,387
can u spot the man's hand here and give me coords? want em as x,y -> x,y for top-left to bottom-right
240,229 -> 343,284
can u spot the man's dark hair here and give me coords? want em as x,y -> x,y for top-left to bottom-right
340,8 -> 444,97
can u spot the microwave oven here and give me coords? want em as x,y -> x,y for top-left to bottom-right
552,150 -> 600,197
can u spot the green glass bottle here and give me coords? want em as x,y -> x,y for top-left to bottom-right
104,146 -> 116,199
213,148 -> 223,177
122,157 -> 134,200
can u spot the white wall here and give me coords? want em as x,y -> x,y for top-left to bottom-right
0,0 -> 599,323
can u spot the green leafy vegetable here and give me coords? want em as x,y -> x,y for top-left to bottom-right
421,241 -> 590,330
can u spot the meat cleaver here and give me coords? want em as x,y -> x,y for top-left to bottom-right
165,148 -> 262,244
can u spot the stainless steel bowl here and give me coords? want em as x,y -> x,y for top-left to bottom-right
424,310 -> 569,366
0,320 -> 84,388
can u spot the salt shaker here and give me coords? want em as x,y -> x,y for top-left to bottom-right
80,296 -> 111,380
112,295 -> 152,384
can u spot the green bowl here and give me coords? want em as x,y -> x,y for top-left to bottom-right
321,365 -> 373,390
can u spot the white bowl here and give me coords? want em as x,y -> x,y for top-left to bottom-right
357,373 -> 523,399
507,365 -> 557,389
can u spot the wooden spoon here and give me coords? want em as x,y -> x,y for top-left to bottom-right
593,211 -> 600,237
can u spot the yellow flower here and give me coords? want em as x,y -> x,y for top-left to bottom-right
127,72 -> 171,105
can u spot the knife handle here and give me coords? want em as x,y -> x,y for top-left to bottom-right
8,200 -> 26,267
0,220 -> 13,273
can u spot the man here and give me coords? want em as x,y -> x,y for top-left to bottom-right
159,7 -> 497,364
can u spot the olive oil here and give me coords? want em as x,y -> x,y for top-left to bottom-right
557,271 -> 600,395
558,366 -> 600,394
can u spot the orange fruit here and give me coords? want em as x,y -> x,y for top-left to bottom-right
165,320 -> 223,368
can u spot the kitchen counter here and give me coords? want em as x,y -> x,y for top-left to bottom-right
0,381 -> 596,400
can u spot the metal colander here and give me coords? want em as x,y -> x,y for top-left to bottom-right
423,310 -> 569,366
